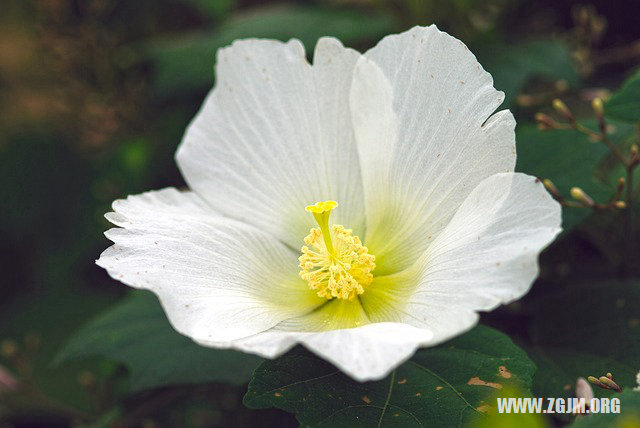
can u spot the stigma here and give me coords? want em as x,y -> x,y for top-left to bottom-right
299,201 -> 375,300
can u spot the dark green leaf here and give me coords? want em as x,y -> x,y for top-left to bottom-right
244,325 -> 535,427
54,291 -> 262,391
529,281 -> 640,394
142,5 -> 396,95
605,69 -> 640,123
477,40 -> 579,107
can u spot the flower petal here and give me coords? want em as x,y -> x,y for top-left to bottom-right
351,25 -> 516,275
274,298 -> 371,331
361,173 -> 561,345
203,322 -> 434,382
97,188 -> 324,343
177,37 -> 365,248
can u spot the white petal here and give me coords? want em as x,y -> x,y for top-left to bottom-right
362,173 -> 561,345
97,188 -> 324,343
204,322 -> 434,382
351,25 -> 516,275
177,38 -> 365,248
635,371 -> 640,391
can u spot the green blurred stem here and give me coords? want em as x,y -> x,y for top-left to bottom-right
595,125 -> 636,275
581,123 -> 629,167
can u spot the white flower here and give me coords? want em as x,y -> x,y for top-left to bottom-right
97,25 -> 561,381
635,371 -> 640,391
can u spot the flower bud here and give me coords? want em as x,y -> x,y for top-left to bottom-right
555,79 -> 569,92
543,179 -> 561,198
0,340 -> 17,358
570,187 -> 594,206
598,376 -> 622,392
587,376 -> 606,388
552,99 -> 571,117
535,113 -> 557,130
591,98 -> 604,117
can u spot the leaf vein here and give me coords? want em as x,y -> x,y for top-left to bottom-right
377,369 -> 396,428
407,361 -> 483,416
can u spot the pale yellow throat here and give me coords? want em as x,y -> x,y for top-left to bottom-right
298,201 -> 376,301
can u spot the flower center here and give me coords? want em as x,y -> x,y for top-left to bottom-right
298,201 -> 375,301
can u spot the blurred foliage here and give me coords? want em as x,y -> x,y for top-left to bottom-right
143,5 -> 397,95
606,68 -> 640,123
516,120 -> 636,231
477,39 -> 579,108
54,291 -> 263,392
2,0 -> 640,426
528,281 -> 639,385
526,281 -> 640,420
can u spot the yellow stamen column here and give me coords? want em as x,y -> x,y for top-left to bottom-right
299,201 -> 376,301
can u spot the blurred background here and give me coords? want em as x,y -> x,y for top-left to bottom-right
1,0 -> 640,426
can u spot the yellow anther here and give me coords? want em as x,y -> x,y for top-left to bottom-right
299,201 -> 375,301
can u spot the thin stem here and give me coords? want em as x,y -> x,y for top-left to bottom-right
627,168 -> 634,210
591,117 -> 636,275
601,135 -> 630,168
575,122 -> 630,167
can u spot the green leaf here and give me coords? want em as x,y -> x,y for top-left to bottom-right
142,5 -> 396,95
54,291 -> 262,391
605,69 -> 640,123
570,390 -> 640,427
515,124 -> 610,231
529,281 -> 639,394
477,40 -> 579,108
244,325 -> 535,427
